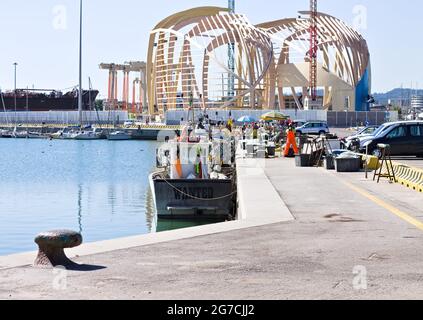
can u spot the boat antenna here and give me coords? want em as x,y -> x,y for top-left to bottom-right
78,0 -> 83,127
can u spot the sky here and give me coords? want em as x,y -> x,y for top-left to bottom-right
0,0 -> 420,99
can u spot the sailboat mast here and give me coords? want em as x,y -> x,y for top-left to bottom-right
78,0 -> 83,126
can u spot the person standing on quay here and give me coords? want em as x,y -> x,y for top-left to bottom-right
284,124 -> 299,157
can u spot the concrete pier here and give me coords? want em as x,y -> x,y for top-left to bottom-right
2,157 -> 423,299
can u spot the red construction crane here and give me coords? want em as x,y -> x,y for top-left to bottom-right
309,0 -> 318,101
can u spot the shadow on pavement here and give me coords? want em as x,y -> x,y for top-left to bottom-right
65,263 -> 107,272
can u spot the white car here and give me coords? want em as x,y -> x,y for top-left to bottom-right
342,125 -> 379,149
296,121 -> 330,136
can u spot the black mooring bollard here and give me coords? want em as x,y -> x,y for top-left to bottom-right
34,230 -> 83,268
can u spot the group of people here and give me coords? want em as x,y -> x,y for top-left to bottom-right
177,114 -> 300,158
239,120 -> 299,157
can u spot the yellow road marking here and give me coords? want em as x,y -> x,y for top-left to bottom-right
343,181 -> 423,232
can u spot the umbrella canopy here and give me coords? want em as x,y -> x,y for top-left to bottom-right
237,115 -> 257,123
260,111 -> 289,121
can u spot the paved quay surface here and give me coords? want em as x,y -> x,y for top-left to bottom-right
2,157 -> 423,300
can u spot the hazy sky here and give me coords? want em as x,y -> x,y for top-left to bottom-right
0,0 -> 419,98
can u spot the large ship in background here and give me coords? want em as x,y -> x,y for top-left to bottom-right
0,89 -> 99,112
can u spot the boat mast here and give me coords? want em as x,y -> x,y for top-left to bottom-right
13,62 -> 18,127
78,0 -> 83,126
26,86 -> 29,132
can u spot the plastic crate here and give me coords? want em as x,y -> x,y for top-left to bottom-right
335,158 -> 361,172
324,155 -> 335,170
295,154 -> 312,167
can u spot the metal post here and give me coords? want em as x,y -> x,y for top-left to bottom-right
78,0 -> 83,126
13,62 -> 18,115
365,144 -> 369,179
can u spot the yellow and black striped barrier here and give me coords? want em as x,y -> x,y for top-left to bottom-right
383,162 -> 423,193
338,153 -> 423,194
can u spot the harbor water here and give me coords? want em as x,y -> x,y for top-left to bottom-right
0,138 -> 210,256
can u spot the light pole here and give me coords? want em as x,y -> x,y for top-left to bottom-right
78,0 -> 83,126
13,62 -> 18,113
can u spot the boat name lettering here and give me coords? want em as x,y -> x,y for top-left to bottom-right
174,187 -> 214,200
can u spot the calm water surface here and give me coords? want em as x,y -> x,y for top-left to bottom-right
0,138 -> 159,256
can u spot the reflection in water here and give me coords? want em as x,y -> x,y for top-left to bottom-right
1,138 -> 221,256
0,139 -> 160,256
78,184 -> 83,234
108,184 -> 116,216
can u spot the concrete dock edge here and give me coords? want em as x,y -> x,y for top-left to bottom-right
0,157 -> 294,270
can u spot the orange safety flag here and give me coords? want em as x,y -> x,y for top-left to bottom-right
175,157 -> 183,178
284,131 -> 299,157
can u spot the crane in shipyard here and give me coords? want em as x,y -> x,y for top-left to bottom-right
309,0 -> 318,102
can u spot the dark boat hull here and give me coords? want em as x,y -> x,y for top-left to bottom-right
151,177 -> 235,219
1,90 -> 98,112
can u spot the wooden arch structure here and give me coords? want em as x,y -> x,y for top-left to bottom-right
147,7 -> 274,115
257,12 -> 370,111
146,8 -> 371,114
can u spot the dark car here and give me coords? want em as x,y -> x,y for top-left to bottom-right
358,121 -> 423,157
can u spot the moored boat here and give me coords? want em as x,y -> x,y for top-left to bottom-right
149,126 -> 237,220
0,129 -> 13,138
72,130 -> 101,140
107,131 -> 131,141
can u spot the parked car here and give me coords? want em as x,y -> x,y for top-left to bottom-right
292,120 -> 307,128
342,125 -> 379,149
296,121 -> 330,136
358,121 -> 423,157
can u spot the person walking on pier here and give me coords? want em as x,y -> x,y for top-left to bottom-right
284,124 -> 299,157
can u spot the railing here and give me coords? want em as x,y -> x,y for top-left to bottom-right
165,109 -> 399,126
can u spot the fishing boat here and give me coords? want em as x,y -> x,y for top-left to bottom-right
149,125 -> 237,220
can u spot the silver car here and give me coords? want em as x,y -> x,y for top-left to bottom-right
296,121 -> 330,136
